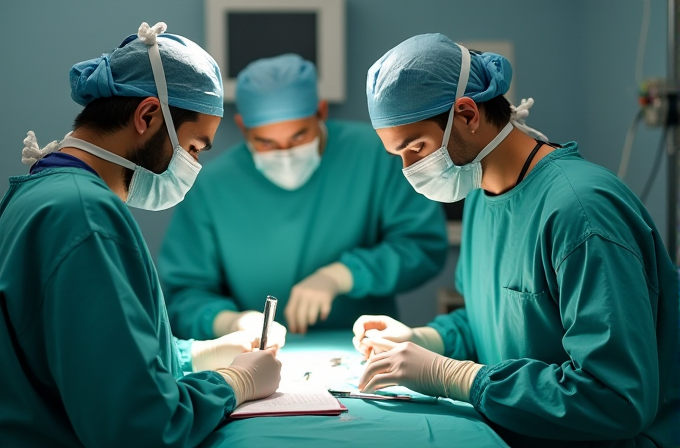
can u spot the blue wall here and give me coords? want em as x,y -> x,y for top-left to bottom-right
0,0 -> 670,325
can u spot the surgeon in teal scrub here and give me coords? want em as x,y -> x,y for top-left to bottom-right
0,22 -> 280,447
353,34 -> 680,448
159,54 -> 448,337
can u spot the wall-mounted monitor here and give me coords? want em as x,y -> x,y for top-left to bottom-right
205,0 -> 346,103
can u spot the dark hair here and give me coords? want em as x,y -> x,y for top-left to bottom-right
425,95 -> 512,130
73,96 -> 199,133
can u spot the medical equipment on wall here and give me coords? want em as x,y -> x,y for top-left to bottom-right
618,0 -> 680,265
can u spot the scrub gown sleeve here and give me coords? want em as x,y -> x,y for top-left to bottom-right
43,232 -> 237,448
423,238 -> 477,361
159,185 -> 238,340
469,235 -> 661,440
427,309 -> 478,361
341,154 -> 448,298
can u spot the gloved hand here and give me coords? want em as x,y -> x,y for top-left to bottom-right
284,262 -> 353,334
191,331 -> 259,372
213,310 -> 287,349
352,315 -> 445,358
358,338 -> 483,402
218,349 -> 282,407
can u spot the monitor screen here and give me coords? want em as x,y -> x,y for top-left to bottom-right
206,0 -> 345,101
226,12 -> 318,78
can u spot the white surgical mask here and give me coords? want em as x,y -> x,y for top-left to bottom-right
58,28 -> 201,211
58,135 -> 201,211
249,122 -> 325,190
403,44 -> 513,203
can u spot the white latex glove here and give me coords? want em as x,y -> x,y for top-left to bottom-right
191,331 -> 259,372
352,315 -> 445,358
284,262 -> 353,334
213,310 -> 287,349
218,349 -> 282,407
358,338 -> 483,402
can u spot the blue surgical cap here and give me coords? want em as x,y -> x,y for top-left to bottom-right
366,33 -> 512,129
70,33 -> 224,117
236,54 -> 319,128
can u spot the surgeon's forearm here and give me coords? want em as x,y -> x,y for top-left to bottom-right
169,290 -> 239,339
45,235 -> 237,445
442,359 -> 484,402
469,358 -> 657,440
340,232 -> 447,299
317,262 -> 353,295
217,366 -> 253,408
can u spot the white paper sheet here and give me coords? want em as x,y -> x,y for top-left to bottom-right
230,380 -> 345,417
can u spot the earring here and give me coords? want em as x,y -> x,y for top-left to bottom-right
471,129 -> 476,135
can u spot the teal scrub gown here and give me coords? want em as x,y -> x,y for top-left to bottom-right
0,168 -> 236,447
159,120 -> 449,339
428,143 -> 680,447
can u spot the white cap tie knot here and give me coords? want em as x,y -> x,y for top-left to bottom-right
22,131 -> 59,166
510,98 -> 548,142
137,22 -> 167,46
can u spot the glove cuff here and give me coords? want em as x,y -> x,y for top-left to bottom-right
411,326 -> 445,355
317,262 -> 354,295
441,359 -> 484,402
218,365 -> 255,407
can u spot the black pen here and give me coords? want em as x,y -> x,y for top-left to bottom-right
259,295 -> 278,350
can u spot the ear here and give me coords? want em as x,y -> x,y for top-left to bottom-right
454,97 -> 480,134
316,100 -> 329,121
133,97 -> 164,136
234,113 -> 248,137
